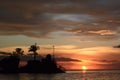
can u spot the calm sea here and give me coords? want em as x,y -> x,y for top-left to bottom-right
0,70 -> 120,80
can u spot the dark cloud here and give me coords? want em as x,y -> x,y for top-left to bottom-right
113,45 -> 120,48
0,0 -> 120,39
0,52 -> 11,55
0,54 -> 81,62
93,59 -> 120,69
96,61 -> 120,69
56,57 -> 81,62
94,59 -> 119,63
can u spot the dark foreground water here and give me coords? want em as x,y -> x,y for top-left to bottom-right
0,70 -> 120,80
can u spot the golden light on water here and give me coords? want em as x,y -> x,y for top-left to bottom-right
82,66 -> 87,73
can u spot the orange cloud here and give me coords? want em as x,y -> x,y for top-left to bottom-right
87,30 -> 117,36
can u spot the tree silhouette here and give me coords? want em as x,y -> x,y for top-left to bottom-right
28,43 -> 39,60
13,48 -> 24,56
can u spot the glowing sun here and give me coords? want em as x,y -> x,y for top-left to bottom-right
82,66 -> 87,70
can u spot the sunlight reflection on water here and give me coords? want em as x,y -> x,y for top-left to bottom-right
0,70 -> 120,80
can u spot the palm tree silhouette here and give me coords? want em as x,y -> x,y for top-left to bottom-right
13,48 -> 24,56
28,43 -> 39,60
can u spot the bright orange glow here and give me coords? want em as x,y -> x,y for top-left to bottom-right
82,66 -> 87,70
1,46 -> 120,70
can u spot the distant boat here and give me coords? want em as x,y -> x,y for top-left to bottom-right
0,44 -> 65,73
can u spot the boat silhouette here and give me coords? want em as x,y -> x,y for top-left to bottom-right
0,44 -> 65,73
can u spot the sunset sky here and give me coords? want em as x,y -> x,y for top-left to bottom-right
0,0 -> 120,70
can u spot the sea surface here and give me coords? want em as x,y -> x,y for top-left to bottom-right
0,70 -> 120,80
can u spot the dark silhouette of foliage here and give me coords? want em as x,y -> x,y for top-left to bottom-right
0,44 -> 65,73
13,48 -> 24,56
28,43 -> 39,60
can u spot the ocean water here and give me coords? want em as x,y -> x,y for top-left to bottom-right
0,70 -> 120,80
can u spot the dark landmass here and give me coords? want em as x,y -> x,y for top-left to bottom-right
0,44 -> 65,73
0,54 -> 65,73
